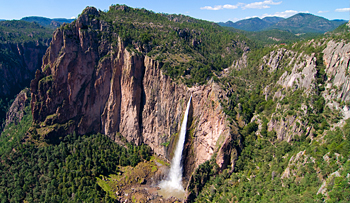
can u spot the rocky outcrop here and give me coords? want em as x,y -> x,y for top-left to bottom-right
276,51 -> 317,92
257,48 -> 318,141
4,88 -> 30,128
261,40 -> 350,141
261,48 -> 318,93
30,7 -> 233,178
322,40 -> 350,102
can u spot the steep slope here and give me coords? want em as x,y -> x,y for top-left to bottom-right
0,20 -> 51,129
190,29 -> 350,202
29,5 -> 246,180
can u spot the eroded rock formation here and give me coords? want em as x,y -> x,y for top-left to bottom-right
4,88 -> 30,128
30,7 -> 234,178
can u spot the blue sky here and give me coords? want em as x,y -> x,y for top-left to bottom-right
1,0 -> 349,22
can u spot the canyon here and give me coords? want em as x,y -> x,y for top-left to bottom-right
1,4 -> 349,202
29,7 -> 235,182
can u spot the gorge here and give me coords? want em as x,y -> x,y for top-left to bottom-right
29,5 -> 236,181
0,3 -> 350,203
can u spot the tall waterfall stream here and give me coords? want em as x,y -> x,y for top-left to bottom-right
158,95 -> 192,199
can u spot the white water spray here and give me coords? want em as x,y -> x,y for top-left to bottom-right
159,95 -> 192,198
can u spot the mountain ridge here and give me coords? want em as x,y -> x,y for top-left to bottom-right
220,13 -> 347,33
218,16 -> 284,32
21,16 -> 75,28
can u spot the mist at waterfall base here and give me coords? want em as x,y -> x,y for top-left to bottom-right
158,96 -> 192,199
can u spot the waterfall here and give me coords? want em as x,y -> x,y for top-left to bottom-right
158,95 -> 192,198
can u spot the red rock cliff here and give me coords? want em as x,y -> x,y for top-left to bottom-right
30,7 -> 235,178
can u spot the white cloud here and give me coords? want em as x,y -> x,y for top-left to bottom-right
223,4 -> 239,9
70,16 -> 76,19
200,5 -> 223,10
235,10 -> 299,21
335,8 -> 350,12
242,0 -> 282,9
200,4 -> 240,10
317,10 -> 329,14
261,10 -> 298,18
201,0 -> 281,10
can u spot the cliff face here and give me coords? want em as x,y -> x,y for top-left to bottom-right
322,40 -> 350,122
30,7 -> 233,177
0,40 -> 49,97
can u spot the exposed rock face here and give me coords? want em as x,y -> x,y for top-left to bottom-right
30,7 -> 233,178
322,40 -> 350,102
276,51 -> 317,92
262,48 -> 317,92
258,48 -> 318,141
231,52 -> 248,71
4,88 -> 30,128
0,40 -> 49,97
262,40 -> 350,142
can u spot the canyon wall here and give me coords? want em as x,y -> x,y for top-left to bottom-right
0,40 -> 49,98
30,7 -> 234,177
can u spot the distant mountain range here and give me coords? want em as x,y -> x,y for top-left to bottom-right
21,16 -> 74,28
219,13 -> 347,33
219,16 -> 284,32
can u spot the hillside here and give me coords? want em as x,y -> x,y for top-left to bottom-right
219,16 -> 284,32
224,27 -> 321,46
21,16 -> 75,28
0,4 -> 349,203
0,20 -> 52,43
190,28 -> 350,202
269,13 -> 347,33
220,13 -> 346,33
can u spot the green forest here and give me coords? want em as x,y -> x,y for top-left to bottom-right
0,4 -> 349,203
0,104 -> 151,202
92,5 -> 255,86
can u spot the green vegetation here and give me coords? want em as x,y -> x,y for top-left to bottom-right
327,22 -> 350,43
268,13 -> 346,34
21,16 -> 74,29
0,4 -> 349,203
0,20 -> 52,43
83,4 -> 254,86
218,17 -> 281,32
188,28 -> 350,202
0,102 -> 151,202
0,97 -> 14,131
194,119 -> 350,202
0,20 -> 52,130
232,28 -> 321,47
96,158 -> 161,200
219,14 -> 346,34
